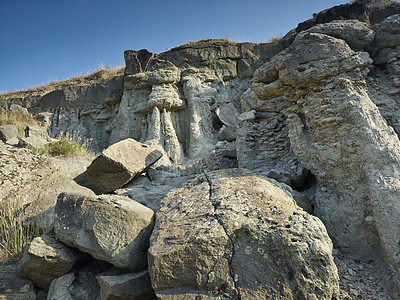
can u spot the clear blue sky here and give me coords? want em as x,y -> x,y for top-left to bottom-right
0,0 -> 348,93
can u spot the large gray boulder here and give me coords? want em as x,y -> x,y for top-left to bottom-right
75,138 -> 162,194
17,234 -> 77,290
22,180 -> 96,230
148,169 -> 339,299
54,192 -> 154,271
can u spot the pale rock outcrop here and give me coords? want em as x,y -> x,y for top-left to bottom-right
183,74 -> 218,159
96,270 -> 155,300
109,40 -> 283,172
236,89 -> 307,188
0,72 -> 124,151
54,192 -> 154,271
0,124 -> 18,142
0,143 -> 88,208
17,234 -> 77,290
250,21 -> 400,287
18,136 -> 49,151
304,19 -> 374,51
9,104 -> 30,116
75,138 -> 162,194
149,169 -> 339,299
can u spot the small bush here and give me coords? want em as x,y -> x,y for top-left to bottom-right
38,132 -> 94,158
0,203 -> 44,261
46,138 -> 80,156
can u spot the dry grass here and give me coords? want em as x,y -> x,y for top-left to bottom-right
0,201 -> 44,261
0,65 -> 124,98
0,108 -> 39,137
268,35 -> 282,43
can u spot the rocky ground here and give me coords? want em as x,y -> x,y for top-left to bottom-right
0,252 -> 395,300
334,252 -> 394,300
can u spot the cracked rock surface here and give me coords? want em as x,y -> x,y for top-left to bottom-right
148,168 -> 339,299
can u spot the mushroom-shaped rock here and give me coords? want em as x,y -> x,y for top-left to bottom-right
148,169 -> 339,299
75,138 -> 162,194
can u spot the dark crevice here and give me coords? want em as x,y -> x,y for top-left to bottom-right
204,173 -> 241,300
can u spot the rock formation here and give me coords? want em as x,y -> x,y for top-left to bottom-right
149,169 -> 339,299
1,0 -> 400,298
54,192 -> 154,271
250,9 -> 400,291
74,138 -> 163,194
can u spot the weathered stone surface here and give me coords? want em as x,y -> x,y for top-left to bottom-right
218,125 -> 236,142
9,104 -> 29,116
305,20 -> 374,51
0,124 -> 18,142
47,273 -> 75,300
296,2 -> 366,33
54,192 -> 154,271
45,257 -> 111,300
0,143 -> 89,210
18,136 -> 48,151
96,270 -> 155,300
369,14 -> 400,57
22,180 -> 96,230
251,28 -> 400,289
0,71 -> 124,151
115,170 -> 189,211
17,234 -> 77,290
25,125 -> 48,139
74,138 -> 163,194
149,169 -> 339,299
215,103 -> 239,127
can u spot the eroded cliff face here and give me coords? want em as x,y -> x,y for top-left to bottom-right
2,0 -> 400,294
250,11 -> 400,290
0,69 -> 124,151
109,41 -> 284,169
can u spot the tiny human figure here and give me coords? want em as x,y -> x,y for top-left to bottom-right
24,126 -> 30,137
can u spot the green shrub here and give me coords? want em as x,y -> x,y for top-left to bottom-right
46,138 -> 81,156
33,132 -> 94,158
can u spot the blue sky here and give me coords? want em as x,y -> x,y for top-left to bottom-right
0,0 -> 349,92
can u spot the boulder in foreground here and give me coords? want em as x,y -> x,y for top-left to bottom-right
75,138 -> 162,194
148,169 -> 339,299
54,192 -> 154,271
17,234 -> 77,290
